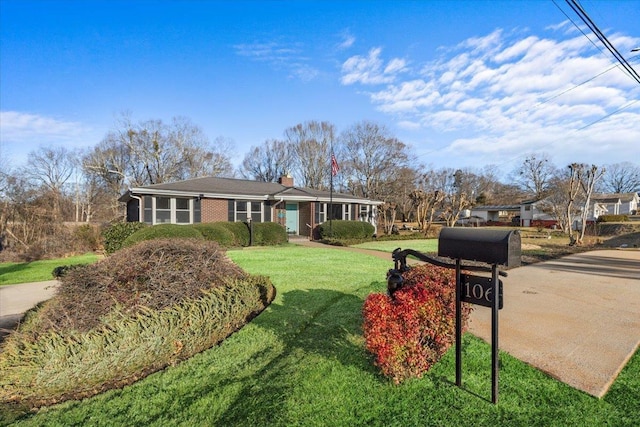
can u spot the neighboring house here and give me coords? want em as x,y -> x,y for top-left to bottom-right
470,205 -> 521,223
518,192 -> 639,228
590,193 -> 639,218
119,175 -> 382,237
519,199 -> 557,227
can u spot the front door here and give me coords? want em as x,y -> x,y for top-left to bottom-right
286,203 -> 299,235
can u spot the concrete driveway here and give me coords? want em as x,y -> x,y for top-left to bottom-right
469,249 -> 640,397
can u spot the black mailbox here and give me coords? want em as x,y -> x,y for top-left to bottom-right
438,228 -> 521,267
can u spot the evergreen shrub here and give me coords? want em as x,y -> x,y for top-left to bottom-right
596,214 -> 628,223
253,222 -> 288,245
317,220 -> 374,240
122,224 -> 203,248
102,221 -> 147,254
217,222 -> 250,247
193,222 -> 237,247
0,239 -> 276,411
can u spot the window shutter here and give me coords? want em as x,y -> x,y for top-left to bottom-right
228,200 -> 235,221
264,201 -> 272,222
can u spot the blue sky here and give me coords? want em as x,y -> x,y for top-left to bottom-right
1,0 -> 639,177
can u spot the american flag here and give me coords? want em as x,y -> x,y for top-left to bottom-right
331,153 -> 339,176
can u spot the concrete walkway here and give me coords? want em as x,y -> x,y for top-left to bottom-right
0,280 -> 59,340
1,244 -> 638,398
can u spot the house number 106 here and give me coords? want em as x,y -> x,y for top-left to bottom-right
464,282 -> 493,302
460,274 -> 503,309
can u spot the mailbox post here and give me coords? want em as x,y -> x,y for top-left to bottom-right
438,227 -> 521,404
386,228 -> 520,403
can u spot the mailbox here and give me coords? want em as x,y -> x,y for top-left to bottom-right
438,228 -> 521,267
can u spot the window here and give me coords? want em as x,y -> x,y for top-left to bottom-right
251,202 -> 261,222
144,196 -> 153,224
141,196 -> 197,225
236,201 -> 247,221
156,197 -> 171,223
230,200 -> 263,222
315,202 -> 326,224
360,205 -> 370,220
315,202 -> 353,222
176,198 -> 190,224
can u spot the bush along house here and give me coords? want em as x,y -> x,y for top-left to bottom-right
119,175 -> 382,238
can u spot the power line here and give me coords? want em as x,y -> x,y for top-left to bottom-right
564,0 -> 640,84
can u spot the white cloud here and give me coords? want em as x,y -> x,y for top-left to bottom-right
337,31 -> 356,50
234,40 -> 321,82
0,111 -> 86,142
340,25 -> 640,168
341,47 -> 407,85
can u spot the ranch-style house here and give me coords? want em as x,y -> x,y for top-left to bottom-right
119,175 -> 382,237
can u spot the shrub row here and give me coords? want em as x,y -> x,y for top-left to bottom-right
362,264 -> 472,383
103,221 -> 288,252
316,220 -> 375,240
596,214 -> 629,223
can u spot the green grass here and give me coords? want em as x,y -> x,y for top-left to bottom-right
4,246 -> 638,426
0,253 -> 100,286
352,239 -> 439,254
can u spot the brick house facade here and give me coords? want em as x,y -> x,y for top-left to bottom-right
120,175 -> 381,237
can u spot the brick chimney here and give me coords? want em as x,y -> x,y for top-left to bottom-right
278,174 -> 294,187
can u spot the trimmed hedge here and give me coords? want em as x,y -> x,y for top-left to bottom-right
317,220 -> 375,240
193,222 -> 237,248
102,221 -> 148,254
253,222 -> 288,245
121,224 -> 204,248
597,214 -> 629,223
217,222 -> 250,247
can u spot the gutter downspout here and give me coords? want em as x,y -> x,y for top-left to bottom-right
273,198 -> 285,229
129,194 -> 142,223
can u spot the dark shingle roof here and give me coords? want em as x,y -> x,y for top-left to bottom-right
122,176 -> 380,204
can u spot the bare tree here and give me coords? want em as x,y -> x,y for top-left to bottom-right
409,188 -> 443,234
239,139 -> 295,182
100,114 -> 233,186
600,162 -> 640,194
512,153 -> 557,199
538,173 -> 577,234
338,121 -> 410,201
574,164 -> 605,245
389,167 -> 420,222
83,114 -> 233,220
22,146 -> 77,222
378,202 -> 398,235
286,121 -> 336,189
439,169 -> 475,227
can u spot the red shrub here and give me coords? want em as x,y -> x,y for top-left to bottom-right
362,264 -> 472,383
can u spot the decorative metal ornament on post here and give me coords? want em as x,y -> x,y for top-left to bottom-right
387,228 -> 521,404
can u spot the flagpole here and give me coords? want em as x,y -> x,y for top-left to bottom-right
329,148 -> 339,238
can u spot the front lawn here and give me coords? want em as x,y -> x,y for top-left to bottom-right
4,246 -> 638,426
0,253 -> 100,286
